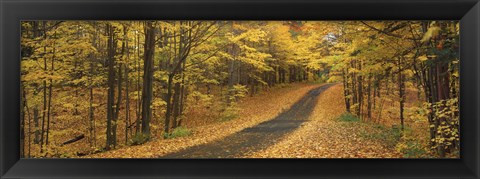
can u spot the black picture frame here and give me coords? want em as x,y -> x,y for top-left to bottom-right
1,0 -> 479,178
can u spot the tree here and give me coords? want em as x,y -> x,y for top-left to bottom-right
140,21 -> 156,137
105,23 -> 117,150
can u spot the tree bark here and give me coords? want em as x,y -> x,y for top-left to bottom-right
398,60 -> 405,130
367,75 -> 372,121
141,21 -> 155,136
40,21 -> 47,153
45,31 -> 56,146
124,26 -> 131,144
105,23 -> 116,150
20,82 -> 26,158
342,68 -> 351,113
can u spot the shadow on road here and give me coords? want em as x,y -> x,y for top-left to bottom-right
161,83 -> 335,158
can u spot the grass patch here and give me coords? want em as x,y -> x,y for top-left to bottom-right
164,126 -> 192,139
337,112 -> 360,122
360,124 -> 403,148
128,133 -> 150,146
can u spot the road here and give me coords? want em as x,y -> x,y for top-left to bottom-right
161,83 -> 335,158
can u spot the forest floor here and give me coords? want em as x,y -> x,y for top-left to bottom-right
85,83 -> 401,158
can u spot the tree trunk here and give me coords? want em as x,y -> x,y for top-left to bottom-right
164,74 -> 174,134
357,60 -> 363,119
113,62 -> 122,148
141,21 -> 156,136
399,70 -> 405,130
172,81 -> 181,129
177,60 -> 187,127
89,25 -> 97,148
45,32 -> 55,146
34,106 -> 40,144
178,68 -> 187,127
89,85 -> 95,147
125,27 -> 131,144
135,29 -> 141,134
40,22 -> 47,153
367,75 -> 372,121
342,68 -> 351,113
105,23 -> 116,150
20,82 -> 26,158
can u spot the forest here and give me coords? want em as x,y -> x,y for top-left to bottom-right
20,21 -> 459,158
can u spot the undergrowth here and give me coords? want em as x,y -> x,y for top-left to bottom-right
337,112 -> 428,157
164,126 -> 192,139
337,112 -> 360,122
128,133 -> 150,146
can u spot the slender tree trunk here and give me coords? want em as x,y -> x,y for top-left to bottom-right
176,60 -> 187,127
342,68 -> 351,113
164,28 -> 178,136
40,22 -> 47,154
178,67 -> 187,127
141,21 -> 155,136
164,74 -> 174,134
124,26 -> 131,144
20,82 -> 26,158
357,60 -> 363,119
367,75 -> 372,121
135,29 -> 141,134
89,25 -> 97,148
113,63 -> 122,148
351,60 -> 357,113
25,93 -> 32,158
112,27 -> 128,147
399,74 -> 405,130
45,32 -> 55,146
89,83 -> 95,147
34,105 -> 40,144
105,23 -> 116,150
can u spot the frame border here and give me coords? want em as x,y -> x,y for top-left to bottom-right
1,0 -> 479,178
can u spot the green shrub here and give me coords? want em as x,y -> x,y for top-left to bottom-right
398,140 -> 428,158
128,133 -> 150,146
164,126 -> 192,139
384,125 -> 403,147
337,112 -> 360,122
395,129 -> 430,158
